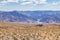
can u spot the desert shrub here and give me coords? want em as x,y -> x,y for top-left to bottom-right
36,24 -> 43,27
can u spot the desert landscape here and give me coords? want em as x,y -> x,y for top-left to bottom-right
0,22 -> 60,40
0,0 -> 60,40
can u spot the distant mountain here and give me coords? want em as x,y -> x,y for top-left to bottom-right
0,11 -> 60,23
0,11 -> 35,22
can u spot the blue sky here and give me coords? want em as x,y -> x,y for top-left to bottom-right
0,0 -> 60,11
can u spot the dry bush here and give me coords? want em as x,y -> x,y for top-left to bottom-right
36,24 -> 43,27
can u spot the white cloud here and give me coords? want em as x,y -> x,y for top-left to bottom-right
31,0 -> 47,4
6,0 -> 19,3
20,0 -> 27,2
0,0 -> 19,3
20,0 -> 47,5
0,3 -> 5,6
0,0 -> 47,5
0,0 -> 19,7
39,0 -> 47,4
29,0 -> 47,4
21,2 -> 33,5
52,2 -> 57,5
0,0 -> 60,11
0,1 -> 7,6
49,2 -> 60,6
0,0 -> 7,3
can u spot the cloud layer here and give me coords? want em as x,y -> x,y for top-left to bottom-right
0,0 -> 59,6
0,0 -> 47,5
0,0 -> 60,11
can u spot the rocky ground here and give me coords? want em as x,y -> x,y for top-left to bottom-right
0,22 -> 60,40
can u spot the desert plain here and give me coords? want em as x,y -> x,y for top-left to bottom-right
0,22 -> 60,40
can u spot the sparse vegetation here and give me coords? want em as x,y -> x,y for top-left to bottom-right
36,24 -> 43,27
0,22 -> 60,40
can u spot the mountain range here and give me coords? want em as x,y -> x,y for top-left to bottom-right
0,11 -> 60,23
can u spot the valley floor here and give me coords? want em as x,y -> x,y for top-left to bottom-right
0,22 -> 60,40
